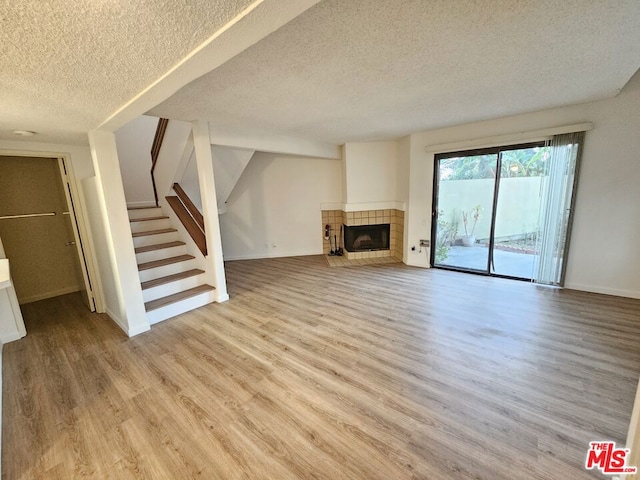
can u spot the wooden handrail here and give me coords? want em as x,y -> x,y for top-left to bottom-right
172,183 -> 204,231
166,196 -> 207,256
150,118 -> 169,207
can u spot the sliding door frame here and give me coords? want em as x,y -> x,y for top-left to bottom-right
430,141 -> 546,281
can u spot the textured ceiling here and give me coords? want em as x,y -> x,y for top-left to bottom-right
0,0 -> 254,144
150,0 -> 640,144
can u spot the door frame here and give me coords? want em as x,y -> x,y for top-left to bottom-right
0,150 -> 104,312
430,142 -> 546,281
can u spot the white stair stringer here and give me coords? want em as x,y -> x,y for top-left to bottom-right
128,205 -> 215,325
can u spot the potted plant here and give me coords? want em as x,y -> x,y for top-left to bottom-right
461,205 -> 481,247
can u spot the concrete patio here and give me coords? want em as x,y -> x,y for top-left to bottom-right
438,245 -> 537,279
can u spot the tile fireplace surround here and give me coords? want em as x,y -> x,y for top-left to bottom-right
322,209 -> 404,261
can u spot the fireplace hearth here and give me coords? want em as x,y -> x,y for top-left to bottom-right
321,208 -> 404,261
344,224 -> 390,252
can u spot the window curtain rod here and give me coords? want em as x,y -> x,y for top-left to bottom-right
424,122 -> 592,154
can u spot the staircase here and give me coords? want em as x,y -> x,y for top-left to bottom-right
128,205 -> 215,324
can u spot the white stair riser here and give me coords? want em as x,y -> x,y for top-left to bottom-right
132,231 -> 179,248
146,290 -> 216,325
135,245 -> 187,264
138,259 -> 197,283
130,218 -> 171,233
142,275 -> 205,302
128,207 -> 163,220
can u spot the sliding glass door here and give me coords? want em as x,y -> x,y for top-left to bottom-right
490,145 -> 548,279
432,151 -> 497,273
431,135 -> 583,285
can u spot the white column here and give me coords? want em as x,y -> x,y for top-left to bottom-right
192,121 -> 229,302
405,136 -> 432,267
88,129 -> 150,336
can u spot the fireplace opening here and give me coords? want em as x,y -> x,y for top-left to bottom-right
344,224 -> 390,252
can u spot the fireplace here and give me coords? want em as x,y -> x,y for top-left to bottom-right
344,224 -> 390,252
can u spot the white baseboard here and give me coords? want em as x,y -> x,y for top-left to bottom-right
564,283 -> 640,300
216,292 -> 230,303
105,307 -> 150,337
105,307 -> 128,334
0,332 -> 23,344
18,286 -> 81,305
223,250 -> 321,261
128,323 -> 151,337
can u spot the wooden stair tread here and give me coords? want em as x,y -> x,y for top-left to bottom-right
145,284 -> 215,312
141,269 -> 205,290
130,216 -> 169,223
132,228 -> 177,238
135,241 -> 185,254
138,254 -> 195,271
127,206 -> 160,210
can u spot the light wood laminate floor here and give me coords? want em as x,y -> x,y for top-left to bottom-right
3,256 -> 640,479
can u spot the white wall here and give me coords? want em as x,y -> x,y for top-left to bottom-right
115,115 -> 158,207
405,70 -> 640,298
155,120 -> 194,207
396,137 -> 411,262
89,130 -> 149,336
81,177 -> 118,315
396,137 -> 410,205
0,140 -> 94,180
343,141 -> 397,206
180,152 -> 201,210
219,152 -> 342,260
175,146 -> 255,215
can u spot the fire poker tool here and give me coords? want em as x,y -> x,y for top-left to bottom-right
329,227 -> 336,256
336,225 -> 344,256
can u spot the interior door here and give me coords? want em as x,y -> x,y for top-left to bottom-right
58,158 -> 96,310
0,156 -> 87,305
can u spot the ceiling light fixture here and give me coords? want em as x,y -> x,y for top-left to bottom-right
12,130 -> 37,136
